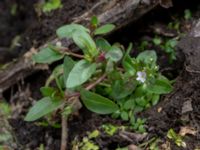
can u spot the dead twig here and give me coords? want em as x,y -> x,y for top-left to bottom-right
61,113 -> 68,150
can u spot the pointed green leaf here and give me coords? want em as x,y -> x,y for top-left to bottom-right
147,78 -> 173,94
32,47 -> 63,64
72,31 -> 98,57
66,60 -> 96,88
56,23 -> 89,38
105,45 -> 123,62
40,87 -> 56,97
91,16 -> 99,27
94,24 -> 115,35
42,0 -> 62,12
122,43 -> 136,75
96,38 -> 111,52
63,56 -> 75,88
81,90 -> 119,114
24,97 -> 63,121
123,99 -> 135,110
121,111 -> 129,121
151,94 -> 160,105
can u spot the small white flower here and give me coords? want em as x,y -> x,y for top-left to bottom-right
136,71 -> 146,83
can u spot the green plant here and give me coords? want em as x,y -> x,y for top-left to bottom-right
0,102 -> 11,117
161,38 -> 177,63
184,9 -> 192,20
101,124 -> 121,136
72,130 -> 100,150
152,36 -> 177,63
25,17 -> 173,135
167,128 -> 186,148
42,0 -> 62,13
138,41 -> 149,51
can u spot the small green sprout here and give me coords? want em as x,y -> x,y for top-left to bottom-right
152,36 -> 177,63
72,130 -> 100,150
161,39 -> 177,63
184,9 -> 192,20
167,128 -> 186,148
42,0 -> 63,13
102,124 -> 118,136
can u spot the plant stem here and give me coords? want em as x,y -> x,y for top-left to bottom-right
61,74 -> 107,149
66,73 -> 107,100
61,47 -> 84,59
61,114 -> 68,150
85,73 -> 107,90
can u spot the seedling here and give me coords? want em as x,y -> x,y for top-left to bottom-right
24,17 -> 173,148
102,124 -> 119,136
72,130 -> 100,150
184,9 -> 192,20
152,36 -> 177,63
167,128 -> 186,148
36,0 -> 63,13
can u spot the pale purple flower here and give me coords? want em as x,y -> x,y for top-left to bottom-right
136,71 -> 146,83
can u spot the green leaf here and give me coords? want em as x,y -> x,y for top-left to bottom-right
123,99 -> 135,110
45,64 -> 64,91
135,97 -> 148,107
42,0 -> 62,13
184,9 -> 192,20
66,60 -> 96,88
63,56 -> 75,88
105,59 -> 114,73
91,16 -> 99,27
138,125 -> 146,133
105,45 -> 123,62
153,37 -> 162,45
122,43 -> 136,75
40,87 -> 56,97
121,111 -> 129,121
94,24 -> 115,35
147,78 -> 173,94
25,97 -> 63,121
137,50 -> 157,64
53,64 -> 64,90
96,38 -> 111,52
72,31 -> 98,57
111,80 -> 136,100
80,90 -> 119,114
32,47 -> 63,64
56,23 -> 89,38
151,94 -> 160,105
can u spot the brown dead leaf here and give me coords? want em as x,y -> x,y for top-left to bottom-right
179,126 -> 197,136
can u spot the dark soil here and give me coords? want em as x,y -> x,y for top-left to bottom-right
0,0 -> 98,63
1,0 -> 200,150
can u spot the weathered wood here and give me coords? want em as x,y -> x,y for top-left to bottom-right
0,0 -> 160,93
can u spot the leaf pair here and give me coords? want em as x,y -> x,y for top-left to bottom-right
56,24 -> 98,58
